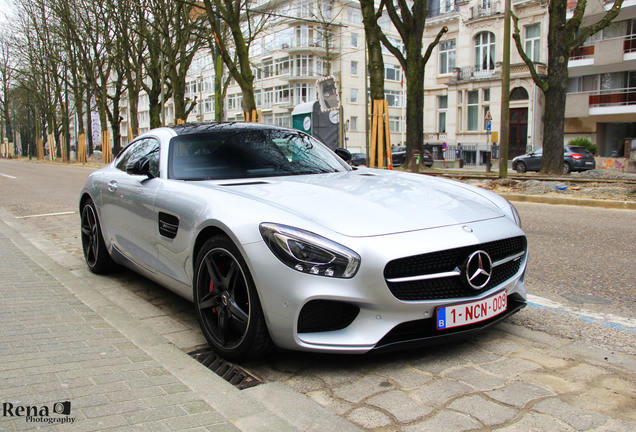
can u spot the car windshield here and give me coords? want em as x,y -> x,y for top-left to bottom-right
168,128 -> 351,180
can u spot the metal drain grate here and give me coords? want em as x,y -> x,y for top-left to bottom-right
188,348 -> 262,390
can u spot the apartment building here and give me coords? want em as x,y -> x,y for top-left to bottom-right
176,0 -> 408,154
565,0 -> 636,158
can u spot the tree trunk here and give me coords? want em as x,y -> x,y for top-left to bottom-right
541,0 -> 568,174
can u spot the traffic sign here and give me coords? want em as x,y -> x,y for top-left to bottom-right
486,120 -> 492,134
485,110 -> 492,121
442,142 -> 447,152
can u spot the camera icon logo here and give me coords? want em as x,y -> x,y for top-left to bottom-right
53,401 -> 71,415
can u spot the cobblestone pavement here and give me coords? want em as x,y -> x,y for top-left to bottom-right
2,207 -> 635,431
0,212 -> 356,432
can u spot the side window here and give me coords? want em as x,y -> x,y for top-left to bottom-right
115,138 -> 160,177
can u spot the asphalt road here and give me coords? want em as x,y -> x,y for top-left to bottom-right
1,158 -> 634,356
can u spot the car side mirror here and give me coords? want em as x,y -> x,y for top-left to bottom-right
126,156 -> 155,179
334,147 -> 351,162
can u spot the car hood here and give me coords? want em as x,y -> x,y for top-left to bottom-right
206,169 -> 505,237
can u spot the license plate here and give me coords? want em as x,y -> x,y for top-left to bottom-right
437,291 -> 507,330
585,161 -> 593,165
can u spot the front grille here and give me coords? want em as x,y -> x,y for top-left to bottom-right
298,300 -> 359,333
384,236 -> 526,301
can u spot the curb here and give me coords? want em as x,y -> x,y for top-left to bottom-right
500,193 -> 636,210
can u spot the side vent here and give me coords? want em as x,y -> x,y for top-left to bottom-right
158,212 -> 179,239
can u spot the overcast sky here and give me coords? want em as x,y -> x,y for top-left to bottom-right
0,0 -> 13,26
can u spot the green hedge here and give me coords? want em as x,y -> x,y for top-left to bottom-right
568,137 -> 597,155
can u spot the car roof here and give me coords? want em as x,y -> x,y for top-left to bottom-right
168,122 -> 290,136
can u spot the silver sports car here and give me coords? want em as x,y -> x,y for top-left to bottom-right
80,123 -> 528,361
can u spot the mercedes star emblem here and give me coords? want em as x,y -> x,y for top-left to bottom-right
463,250 -> 492,290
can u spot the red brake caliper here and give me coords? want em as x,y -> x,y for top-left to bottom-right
209,280 -> 217,315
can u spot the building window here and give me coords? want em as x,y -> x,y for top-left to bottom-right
275,85 -> 290,104
350,88 -> 358,104
351,61 -> 358,75
510,87 -> 529,100
347,6 -> 361,24
440,0 -> 455,14
294,83 -> 314,104
525,24 -> 541,62
350,116 -> 358,131
438,95 -> 448,133
276,28 -> 293,50
474,32 -> 495,72
385,90 -> 402,107
389,116 -> 401,133
351,33 -> 358,48
274,113 -> 291,127
483,88 -> 490,102
385,64 -> 401,81
467,90 -> 479,131
439,40 -> 456,74
263,88 -> 274,109
378,13 -> 391,31
275,57 -> 290,76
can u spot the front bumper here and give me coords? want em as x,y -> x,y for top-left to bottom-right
242,217 -> 528,353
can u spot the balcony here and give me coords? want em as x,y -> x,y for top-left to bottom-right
589,87 -> 636,107
570,45 -> 595,60
569,36 -> 636,76
448,65 -> 499,83
468,2 -> 502,20
566,87 -> 636,117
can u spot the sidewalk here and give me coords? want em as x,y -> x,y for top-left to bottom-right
0,213 -> 359,431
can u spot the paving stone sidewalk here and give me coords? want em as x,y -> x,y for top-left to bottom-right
0,216 -> 357,432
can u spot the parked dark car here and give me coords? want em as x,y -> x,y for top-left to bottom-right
392,146 -> 434,167
512,145 -> 596,174
350,153 -> 367,166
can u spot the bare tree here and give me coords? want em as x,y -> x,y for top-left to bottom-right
373,0 -> 447,161
200,0 -> 270,119
149,0 -> 206,124
0,31 -> 14,145
512,0 -> 623,174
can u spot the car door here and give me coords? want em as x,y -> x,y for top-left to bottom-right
100,138 -> 161,273
526,148 -> 542,171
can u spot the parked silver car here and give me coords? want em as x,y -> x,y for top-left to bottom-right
80,123 -> 528,360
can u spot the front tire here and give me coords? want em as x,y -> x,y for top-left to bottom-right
80,199 -> 114,274
193,235 -> 272,361
515,161 -> 527,173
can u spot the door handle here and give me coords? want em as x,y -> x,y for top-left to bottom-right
107,180 -> 118,192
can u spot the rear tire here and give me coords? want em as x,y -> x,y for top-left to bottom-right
193,235 -> 272,361
80,199 -> 114,274
563,162 -> 572,174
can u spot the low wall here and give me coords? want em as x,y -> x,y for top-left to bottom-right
595,157 -> 635,173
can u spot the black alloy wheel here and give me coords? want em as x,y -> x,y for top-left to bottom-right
80,200 -> 113,274
515,161 -> 527,173
194,236 -> 271,361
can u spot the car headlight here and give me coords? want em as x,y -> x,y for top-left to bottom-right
260,223 -> 360,278
507,201 -> 522,228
